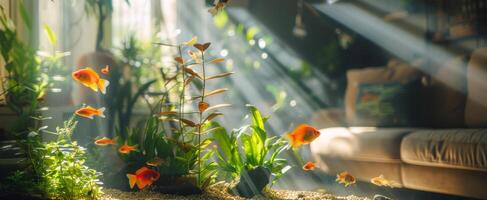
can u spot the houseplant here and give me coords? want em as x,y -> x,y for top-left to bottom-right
0,5 -> 47,138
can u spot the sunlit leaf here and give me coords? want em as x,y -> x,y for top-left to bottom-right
201,126 -> 224,135
194,43 -> 211,52
205,104 -> 231,113
198,101 -> 210,112
208,58 -> 225,64
197,138 -> 213,148
184,36 -> 198,46
43,24 -> 57,46
184,75 -> 195,88
205,88 -> 228,98
180,118 -> 198,127
159,111 -> 177,116
205,72 -> 234,81
183,67 -> 202,79
205,112 -> 222,122
174,57 -> 184,64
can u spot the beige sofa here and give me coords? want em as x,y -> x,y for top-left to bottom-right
310,48 -> 487,199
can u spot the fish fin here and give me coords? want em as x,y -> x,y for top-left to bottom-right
76,112 -> 94,119
137,179 -> 151,189
136,167 -> 149,175
87,82 -> 99,92
97,107 -> 106,118
98,78 -> 110,94
285,133 -> 301,149
126,174 -> 137,189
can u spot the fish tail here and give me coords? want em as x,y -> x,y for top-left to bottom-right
126,174 -> 137,189
97,78 -> 110,94
88,82 -> 99,92
97,107 -> 106,118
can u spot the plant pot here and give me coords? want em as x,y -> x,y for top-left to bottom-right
231,166 -> 271,198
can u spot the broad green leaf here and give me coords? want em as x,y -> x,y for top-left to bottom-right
43,24 -> 57,46
246,104 -> 264,130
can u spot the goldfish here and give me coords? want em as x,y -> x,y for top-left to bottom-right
208,0 -> 230,16
101,65 -> 110,75
118,143 -> 138,154
94,137 -> 116,146
285,124 -> 320,149
72,67 -> 110,94
126,167 -> 160,189
146,157 -> 167,167
302,161 -> 316,171
336,171 -> 356,187
370,175 -> 401,188
75,106 -> 106,119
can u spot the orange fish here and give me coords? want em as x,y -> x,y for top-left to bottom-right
75,106 -> 106,119
72,67 -> 110,94
101,65 -> 110,75
94,137 -> 116,146
208,0 -> 230,16
126,167 -> 160,189
302,161 -> 316,171
370,175 -> 401,188
118,143 -> 137,154
336,171 -> 356,187
285,124 -> 320,149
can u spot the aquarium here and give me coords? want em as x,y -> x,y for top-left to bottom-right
1,0 -> 486,199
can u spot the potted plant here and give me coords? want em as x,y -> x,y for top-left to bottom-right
212,105 -> 291,198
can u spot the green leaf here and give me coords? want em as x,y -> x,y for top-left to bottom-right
246,104 -> 265,130
43,24 -> 57,46
19,0 -> 31,31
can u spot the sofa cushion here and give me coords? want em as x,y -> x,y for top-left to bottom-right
401,129 -> 487,171
310,127 -> 414,163
465,48 -> 487,127
345,65 -> 420,126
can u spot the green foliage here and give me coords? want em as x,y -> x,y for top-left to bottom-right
107,35 -> 159,138
213,105 -> 290,184
24,116 -> 103,199
0,6 -> 47,136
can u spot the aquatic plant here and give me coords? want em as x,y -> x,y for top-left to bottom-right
12,116 -> 103,200
0,5 -> 47,137
105,35 -> 158,138
39,117 -> 103,199
212,105 -> 291,185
